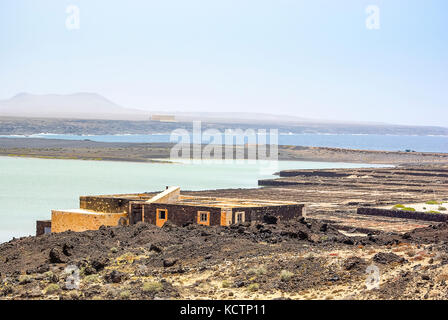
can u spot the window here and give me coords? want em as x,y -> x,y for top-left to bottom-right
197,211 -> 210,226
236,211 -> 245,223
158,209 -> 167,220
200,212 -> 208,222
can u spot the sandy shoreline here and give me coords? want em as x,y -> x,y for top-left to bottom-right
1,137 -> 447,165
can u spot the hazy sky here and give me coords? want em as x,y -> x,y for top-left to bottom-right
0,0 -> 447,126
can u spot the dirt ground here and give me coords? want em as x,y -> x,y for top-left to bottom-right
2,216 -> 448,300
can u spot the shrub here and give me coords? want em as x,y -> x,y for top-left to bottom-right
110,247 -> 119,253
43,284 -> 60,295
18,275 -> 32,285
221,280 -> 232,288
280,270 -> 294,281
426,200 -> 442,205
392,204 -> 405,209
247,266 -> 267,277
247,283 -> 259,292
438,207 -> 447,211
120,290 -> 131,300
142,281 -> 163,293
84,274 -> 101,284
427,210 -> 441,214
401,207 -> 416,212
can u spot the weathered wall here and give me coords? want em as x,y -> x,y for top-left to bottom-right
51,210 -> 127,233
129,202 -> 144,225
146,187 -> 180,204
135,203 -> 304,227
141,203 -> 222,226
357,207 -> 448,222
236,204 -> 304,224
80,196 -> 131,213
36,220 -> 52,236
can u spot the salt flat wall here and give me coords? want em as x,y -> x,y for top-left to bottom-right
357,207 -> 448,222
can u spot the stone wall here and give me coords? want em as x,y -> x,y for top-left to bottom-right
141,203 -> 222,226
80,196 -> 132,213
36,220 -> 52,236
237,204 -> 304,224
357,207 -> 448,222
129,202 -> 144,225
51,210 -> 127,233
135,203 -> 304,227
279,170 -> 350,178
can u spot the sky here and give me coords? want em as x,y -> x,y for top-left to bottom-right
0,0 -> 447,126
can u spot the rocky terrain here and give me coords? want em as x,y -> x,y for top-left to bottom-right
1,153 -> 447,300
2,217 -> 448,300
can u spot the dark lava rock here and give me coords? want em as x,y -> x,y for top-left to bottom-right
320,223 -> 328,232
297,230 -> 308,240
343,256 -> 366,271
263,215 -> 277,225
234,281 -> 245,288
170,267 -> 187,274
149,243 -> 162,253
104,270 -> 126,283
62,243 -> 74,256
83,266 -> 97,275
163,259 -> 177,268
328,274 -> 340,282
49,248 -> 66,264
373,252 -> 405,264
280,230 -> 308,240
422,274 -> 430,281
91,256 -> 109,271
34,264 -> 50,274
161,221 -> 178,232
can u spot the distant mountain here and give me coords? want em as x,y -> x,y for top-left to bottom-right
0,93 -> 148,120
0,93 -> 447,136
0,93 -> 318,123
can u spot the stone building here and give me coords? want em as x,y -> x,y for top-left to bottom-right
37,187 -> 305,235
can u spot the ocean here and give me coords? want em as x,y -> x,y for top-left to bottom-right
3,133 -> 447,153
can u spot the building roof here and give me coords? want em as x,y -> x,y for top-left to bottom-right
152,195 -> 300,208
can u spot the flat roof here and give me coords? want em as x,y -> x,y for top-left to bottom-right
152,195 -> 301,208
52,208 -> 124,215
80,193 -> 302,208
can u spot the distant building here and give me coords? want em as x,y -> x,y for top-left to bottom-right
150,114 -> 176,122
36,187 -> 304,235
